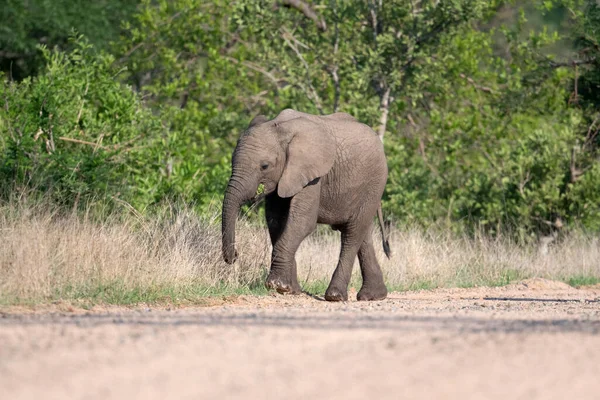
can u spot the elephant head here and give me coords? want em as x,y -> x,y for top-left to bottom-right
221,111 -> 336,264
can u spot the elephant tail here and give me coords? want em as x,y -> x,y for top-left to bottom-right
377,205 -> 392,259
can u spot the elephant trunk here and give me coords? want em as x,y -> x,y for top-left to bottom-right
222,172 -> 257,264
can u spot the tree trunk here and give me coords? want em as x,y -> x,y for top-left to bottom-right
377,87 -> 392,142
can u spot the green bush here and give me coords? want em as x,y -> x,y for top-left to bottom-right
1,1 -> 599,237
0,38 -> 151,208
0,36 -> 235,212
379,11 -> 600,234
0,0 -> 139,80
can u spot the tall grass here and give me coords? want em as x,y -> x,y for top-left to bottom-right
0,200 -> 599,305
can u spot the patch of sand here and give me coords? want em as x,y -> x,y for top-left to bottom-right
1,280 -> 599,400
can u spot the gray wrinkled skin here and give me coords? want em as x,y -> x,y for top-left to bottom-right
222,109 -> 389,301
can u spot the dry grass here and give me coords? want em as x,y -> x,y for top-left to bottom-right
299,227 -> 600,290
0,201 -> 599,304
0,202 -> 271,304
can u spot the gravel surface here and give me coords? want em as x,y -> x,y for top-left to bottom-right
2,278 -> 600,400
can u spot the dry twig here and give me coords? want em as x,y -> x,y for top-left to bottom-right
279,0 -> 327,32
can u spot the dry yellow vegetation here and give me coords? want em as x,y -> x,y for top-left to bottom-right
0,201 -> 598,304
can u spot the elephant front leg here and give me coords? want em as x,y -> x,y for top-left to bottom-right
266,256 -> 303,294
264,187 -> 319,294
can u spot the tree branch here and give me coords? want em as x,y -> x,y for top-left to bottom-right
417,135 -> 446,183
58,136 -> 108,150
518,170 -> 531,198
377,87 -> 392,142
569,147 -> 592,183
368,0 -> 379,45
224,57 -> 283,89
330,7 -> 341,113
279,0 -> 327,31
282,31 -> 324,114
0,51 -> 26,59
548,58 -> 596,68
459,73 -> 496,94
585,114 -> 600,148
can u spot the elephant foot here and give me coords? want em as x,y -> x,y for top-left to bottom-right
324,286 -> 348,302
265,274 -> 302,295
357,283 -> 388,301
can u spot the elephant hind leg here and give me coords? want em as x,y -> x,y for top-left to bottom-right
324,223 -> 366,302
357,229 -> 387,301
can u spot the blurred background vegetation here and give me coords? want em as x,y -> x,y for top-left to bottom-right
1,0 -> 599,239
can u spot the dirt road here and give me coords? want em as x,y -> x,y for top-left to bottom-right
1,278 -> 600,400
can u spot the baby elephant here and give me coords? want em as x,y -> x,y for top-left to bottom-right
222,109 -> 391,301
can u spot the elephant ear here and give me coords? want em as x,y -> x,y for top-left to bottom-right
248,114 -> 269,128
277,118 -> 336,198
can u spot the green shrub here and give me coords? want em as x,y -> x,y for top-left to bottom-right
0,0 -> 139,80
1,1 -> 599,237
0,35 -> 237,213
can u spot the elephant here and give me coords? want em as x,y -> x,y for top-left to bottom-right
222,109 -> 391,301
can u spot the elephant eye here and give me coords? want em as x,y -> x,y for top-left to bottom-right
260,162 -> 269,171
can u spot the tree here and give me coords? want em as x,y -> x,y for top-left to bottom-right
0,37 -> 164,209
0,0 -> 139,80
2,0 -> 598,233
235,0 -> 497,140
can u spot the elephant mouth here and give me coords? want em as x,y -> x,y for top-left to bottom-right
249,192 -> 266,206
249,183 -> 273,205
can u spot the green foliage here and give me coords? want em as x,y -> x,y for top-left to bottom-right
231,0 -> 600,234
0,37 -> 162,208
0,0 -> 139,80
53,280 -> 270,306
0,35 -> 235,212
384,25 -> 599,234
234,0 -> 498,121
0,0 -> 599,235
114,0 -> 256,208
117,0 -> 263,139
566,275 -> 600,287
